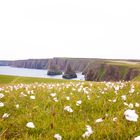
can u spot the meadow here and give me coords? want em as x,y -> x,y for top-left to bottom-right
0,75 -> 140,139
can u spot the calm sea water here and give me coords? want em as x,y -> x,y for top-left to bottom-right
0,66 -> 85,80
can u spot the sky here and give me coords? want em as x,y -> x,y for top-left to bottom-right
0,0 -> 140,60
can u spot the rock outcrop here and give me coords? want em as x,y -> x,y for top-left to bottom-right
62,63 -> 77,79
47,60 -> 62,75
84,63 -> 140,81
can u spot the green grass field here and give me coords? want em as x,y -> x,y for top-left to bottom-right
1,75 -> 140,139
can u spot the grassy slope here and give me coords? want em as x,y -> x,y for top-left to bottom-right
1,75 -> 140,139
0,75 -> 68,84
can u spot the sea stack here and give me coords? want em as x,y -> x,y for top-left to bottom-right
47,60 -> 62,75
62,63 -> 77,79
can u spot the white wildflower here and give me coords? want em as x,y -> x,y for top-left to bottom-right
101,91 -> 104,94
50,93 -> 56,97
0,102 -> 4,107
87,95 -> 90,100
76,100 -> 82,106
114,86 -> 119,91
0,93 -> 4,98
53,97 -> 58,102
113,117 -> 117,122
135,103 -> 140,108
66,96 -> 70,101
112,99 -> 117,103
134,136 -> 140,140
128,103 -> 134,109
115,91 -> 118,94
30,95 -> 36,100
82,125 -> 93,138
124,102 -> 128,106
20,92 -> 27,97
129,88 -> 135,93
16,104 -> 19,109
64,106 -> 73,113
105,114 -> 109,117
121,95 -> 126,101
54,134 -> 62,140
95,118 -> 104,123
2,113 -> 10,119
124,109 -> 138,122
26,122 -> 35,128
0,88 -> 3,91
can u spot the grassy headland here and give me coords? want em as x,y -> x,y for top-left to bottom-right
0,75 -> 140,139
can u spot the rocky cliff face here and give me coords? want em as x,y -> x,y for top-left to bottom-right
0,61 -> 12,66
9,59 -> 50,69
84,63 -> 140,81
1,58 -> 140,81
6,58 -> 91,71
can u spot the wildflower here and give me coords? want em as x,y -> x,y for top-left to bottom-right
50,93 -> 56,97
76,100 -> 82,106
64,106 -> 73,113
30,95 -> 36,100
101,91 -> 104,94
124,109 -> 138,122
113,117 -> 117,122
0,102 -> 4,107
134,136 -> 140,140
82,125 -> 93,138
0,93 -> 4,98
112,99 -> 117,103
54,134 -> 62,140
114,86 -> 119,91
124,102 -> 128,106
26,122 -> 35,128
53,97 -> 58,102
135,103 -> 140,108
115,91 -> 118,94
16,104 -> 19,109
2,113 -> 10,119
95,118 -> 104,123
121,95 -> 126,101
129,88 -> 135,93
87,95 -> 90,100
105,114 -> 109,117
128,103 -> 134,109
20,92 -> 27,97
66,96 -> 70,101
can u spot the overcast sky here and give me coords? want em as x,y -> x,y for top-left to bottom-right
0,0 -> 140,60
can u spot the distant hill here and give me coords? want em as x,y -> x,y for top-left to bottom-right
0,60 -> 12,66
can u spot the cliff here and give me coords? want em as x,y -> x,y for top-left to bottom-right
0,58 -> 140,81
0,61 -> 12,66
84,62 -> 140,81
9,59 -> 50,69
7,58 -> 92,71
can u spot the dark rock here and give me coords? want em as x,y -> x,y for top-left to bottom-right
47,60 -> 62,75
62,63 -> 77,79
